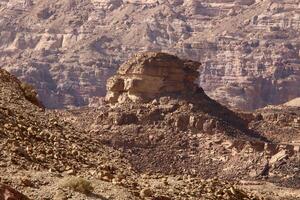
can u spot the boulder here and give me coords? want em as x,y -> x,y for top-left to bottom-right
269,150 -> 288,165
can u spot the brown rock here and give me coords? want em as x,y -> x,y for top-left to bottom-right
174,114 -> 190,131
0,184 -> 29,200
110,112 -> 139,125
140,188 -> 153,198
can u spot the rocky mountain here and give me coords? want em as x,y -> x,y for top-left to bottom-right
56,52 -> 300,192
1,53 -> 299,199
0,55 -> 261,199
0,0 -> 299,110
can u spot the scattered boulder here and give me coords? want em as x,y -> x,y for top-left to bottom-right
269,150 -> 288,165
140,188 -> 153,198
110,112 -> 139,125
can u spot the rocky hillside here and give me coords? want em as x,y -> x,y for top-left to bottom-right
0,0 -> 299,110
0,53 -> 300,199
0,53 -> 265,200
57,52 -> 300,190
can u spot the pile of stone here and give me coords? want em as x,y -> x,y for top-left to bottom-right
0,68 -> 128,173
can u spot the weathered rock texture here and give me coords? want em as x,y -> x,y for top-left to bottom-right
0,0 -> 299,110
106,52 -> 200,104
77,52 -> 299,188
284,97 -> 300,107
0,53 -> 267,200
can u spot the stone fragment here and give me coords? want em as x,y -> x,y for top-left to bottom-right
140,188 -> 153,198
111,112 -> 138,125
269,150 -> 288,165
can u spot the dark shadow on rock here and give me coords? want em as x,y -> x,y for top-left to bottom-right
86,192 -> 108,200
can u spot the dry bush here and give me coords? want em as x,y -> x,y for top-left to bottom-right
60,177 -> 94,194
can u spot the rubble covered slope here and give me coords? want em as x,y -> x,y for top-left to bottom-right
0,52 -> 299,199
0,58 -> 262,200
59,52 -> 300,191
0,67 -> 129,173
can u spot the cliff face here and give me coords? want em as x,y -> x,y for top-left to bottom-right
190,0 -> 300,110
0,0 -> 299,109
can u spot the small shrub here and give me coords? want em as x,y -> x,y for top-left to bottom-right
60,177 -> 94,194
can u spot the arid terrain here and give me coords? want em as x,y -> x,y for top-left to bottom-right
0,0 -> 300,200
0,52 -> 299,199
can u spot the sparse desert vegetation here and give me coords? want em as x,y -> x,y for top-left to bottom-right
60,177 -> 94,194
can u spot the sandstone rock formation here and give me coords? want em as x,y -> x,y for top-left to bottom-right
0,0 -> 299,110
106,52 -> 200,104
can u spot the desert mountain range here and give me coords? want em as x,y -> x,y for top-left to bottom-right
0,0 -> 299,109
0,0 -> 300,199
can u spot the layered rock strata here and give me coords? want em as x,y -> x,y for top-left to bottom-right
0,0 -> 300,110
106,52 -> 201,104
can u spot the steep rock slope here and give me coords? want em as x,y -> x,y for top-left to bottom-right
0,0 -> 299,109
0,68 -> 127,172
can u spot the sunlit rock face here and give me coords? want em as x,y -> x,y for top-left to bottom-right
0,0 -> 299,109
106,52 -> 200,104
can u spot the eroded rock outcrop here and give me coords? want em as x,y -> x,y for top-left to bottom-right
106,52 -> 201,104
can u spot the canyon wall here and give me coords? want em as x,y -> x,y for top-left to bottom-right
0,0 -> 299,109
